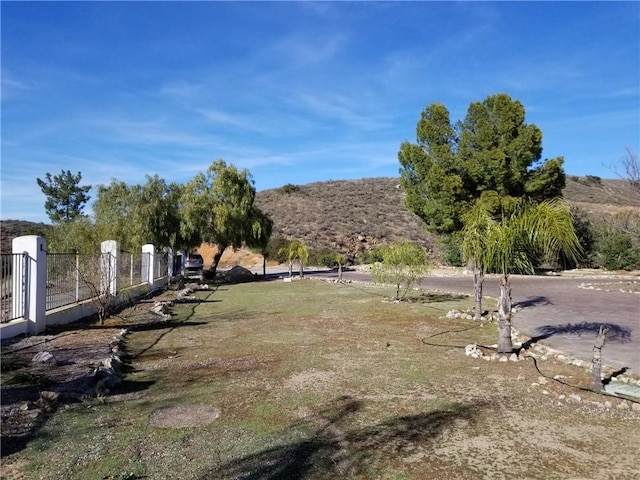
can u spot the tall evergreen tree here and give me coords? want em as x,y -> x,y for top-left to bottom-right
399,93 -> 566,234
36,170 -> 91,224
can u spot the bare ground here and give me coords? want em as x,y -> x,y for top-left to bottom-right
2,265 -> 639,479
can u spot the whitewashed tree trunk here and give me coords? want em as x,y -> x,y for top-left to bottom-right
473,267 -> 484,320
497,275 -> 513,353
591,325 -> 608,391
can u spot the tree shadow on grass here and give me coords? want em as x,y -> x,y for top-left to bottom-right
200,396 -> 490,480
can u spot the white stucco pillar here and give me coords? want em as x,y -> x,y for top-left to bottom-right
142,244 -> 155,284
12,235 -> 46,334
100,240 -> 119,296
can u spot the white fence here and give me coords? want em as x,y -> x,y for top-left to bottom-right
0,236 -> 172,340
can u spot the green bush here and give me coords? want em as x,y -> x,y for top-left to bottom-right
442,232 -> 463,267
370,240 -> 430,300
307,250 -> 339,268
278,184 -> 300,195
264,236 -> 290,264
363,245 -> 385,264
594,231 -> 640,270
555,207 -> 596,269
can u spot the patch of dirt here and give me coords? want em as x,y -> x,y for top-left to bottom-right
0,288 -> 181,459
149,404 -> 220,428
194,244 -> 267,270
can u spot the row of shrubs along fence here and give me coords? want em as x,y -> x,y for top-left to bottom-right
0,236 -> 172,340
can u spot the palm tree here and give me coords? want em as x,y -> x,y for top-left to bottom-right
278,241 -> 309,278
462,198 -> 581,354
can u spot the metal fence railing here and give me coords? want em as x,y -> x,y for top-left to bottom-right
119,252 -> 144,288
1,253 -> 26,323
155,252 -> 168,279
46,253 -> 107,310
4,250 -> 166,315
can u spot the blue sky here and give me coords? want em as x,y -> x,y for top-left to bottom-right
2,1 -> 639,223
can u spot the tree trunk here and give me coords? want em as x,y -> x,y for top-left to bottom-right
473,268 -> 484,320
591,325 -> 608,391
338,262 -> 343,282
288,260 -> 293,277
262,255 -> 267,277
497,274 -> 513,354
300,259 -> 305,278
211,245 -> 225,279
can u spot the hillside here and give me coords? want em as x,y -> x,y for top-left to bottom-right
0,220 -> 50,254
3,176 -> 639,257
254,178 -> 436,258
255,176 -> 640,257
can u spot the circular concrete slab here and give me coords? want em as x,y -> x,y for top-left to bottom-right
149,404 -> 220,428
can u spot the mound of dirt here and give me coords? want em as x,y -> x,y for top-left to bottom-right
223,265 -> 256,284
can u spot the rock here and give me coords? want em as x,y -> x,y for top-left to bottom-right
632,402 -> 640,412
569,394 -> 582,403
556,354 -> 567,362
558,394 -> 566,400
465,344 -> 484,358
37,391 -> 60,412
32,351 -> 57,366
509,353 -> 519,362
604,401 -> 612,409
542,390 -> 550,395
538,376 -> 548,385
570,359 -> 586,368
617,401 -> 630,410
100,356 -> 123,374
224,265 -> 255,284
92,366 -> 122,390
499,356 -> 508,363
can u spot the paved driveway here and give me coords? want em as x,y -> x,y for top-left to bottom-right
303,269 -> 640,374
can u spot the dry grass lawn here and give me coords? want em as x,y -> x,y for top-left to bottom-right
2,279 -> 639,479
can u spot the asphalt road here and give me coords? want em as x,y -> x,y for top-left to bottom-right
301,269 -> 640,374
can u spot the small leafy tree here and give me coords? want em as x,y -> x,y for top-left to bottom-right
46,217 -> 100,254
181,160 -> 259,277
371,241 -> 430,301
245,208 -> 274,277
37,170 -> 91,224
278,241 -> 309,278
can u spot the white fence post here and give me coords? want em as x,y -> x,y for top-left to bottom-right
12,236 -> 46,334
100,240 -> 119,295
142,244 -> 155,284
